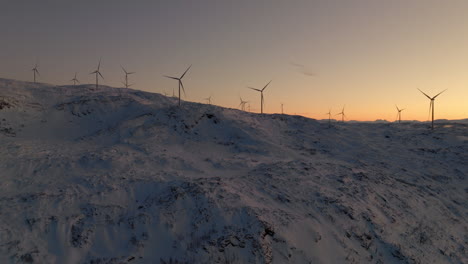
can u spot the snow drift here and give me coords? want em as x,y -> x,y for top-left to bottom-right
0,78 -> 466,263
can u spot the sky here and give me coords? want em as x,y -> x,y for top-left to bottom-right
1,0 -> 467,121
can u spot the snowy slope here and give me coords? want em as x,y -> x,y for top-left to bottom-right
0,78 -> 466,264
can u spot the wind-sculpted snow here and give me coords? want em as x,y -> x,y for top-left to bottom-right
0,79 -> 466,263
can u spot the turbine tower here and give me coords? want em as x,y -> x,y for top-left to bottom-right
164,65 -> 192,106
90,59 -> 104,90
248,80 -> 271,114
395,105 -> 405,123
336,106 -> 346,122
281,103 -> 284,114
121,66 -> 135,88
418,88 -> 447,130
70,72 -> 80,86
32,64 -> 39,83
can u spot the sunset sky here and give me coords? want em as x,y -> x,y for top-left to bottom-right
1,0 -> 467,121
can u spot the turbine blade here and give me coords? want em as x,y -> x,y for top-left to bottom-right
433,89 -> 447,99
248,87 -> 262,92
180,65 -> 192,79
98,72 -> 104,79
262,80 -> 272,91
395,105 -> 400,111
180,81 -> 186,97
418,88 -> 431,99
427,101 -> 432,121
164,75 -> 179,80
121,66 -> 127,74
128,72 -> 135,75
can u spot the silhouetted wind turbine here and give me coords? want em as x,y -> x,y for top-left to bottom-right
239,97 -> 248,111
281,103 -> 284,114
70,72 -> 80,86
32,64 -> 39,83
336,106 -> 346,122
164,65 -> 192,106
90,59 -> 104,90
121,66 -> 135,88
326,108 -> 332,127
418,88 -> 447,130
248,80 -> 271,114
204,96 -> 212,105
395,105 -> 405,123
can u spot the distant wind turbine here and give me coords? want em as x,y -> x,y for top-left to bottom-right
32,64 -> 39,83
90,59 -> 104,90
336,106 -> 346,122
121,66 -> 135,88
239,97 -> 248,111
164,65 -> 192,106
281,103 -> 284,114
70,72 -> 80,86
395,105 -> 405,123
248,80 -> 271,114
326,108 -> 332,127
418,88 -> 447,130
204,95 -> 212,105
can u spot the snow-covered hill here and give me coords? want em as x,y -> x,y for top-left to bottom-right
0,78 -> 466,264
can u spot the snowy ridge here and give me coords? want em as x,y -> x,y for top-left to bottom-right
0,78 -> 466,263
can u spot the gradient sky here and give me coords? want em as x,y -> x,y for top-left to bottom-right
1,0 -> 467,121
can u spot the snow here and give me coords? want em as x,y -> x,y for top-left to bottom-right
0,78 -> 466,263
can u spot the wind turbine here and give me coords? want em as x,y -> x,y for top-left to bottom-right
248,80 -> 271,114
204,95 -> 212,105
90,59 -> 104,90
121,66 -> 135,88
326,108 -> 332,127
164,65 -> 192,106
336,106 -> 346,122
281,103 -> 284,114
32,64 -> 39,83
418,88 -> 447,130
395,105 -> 405,123
238,97 -> 248,111
70,72 -> 80,86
